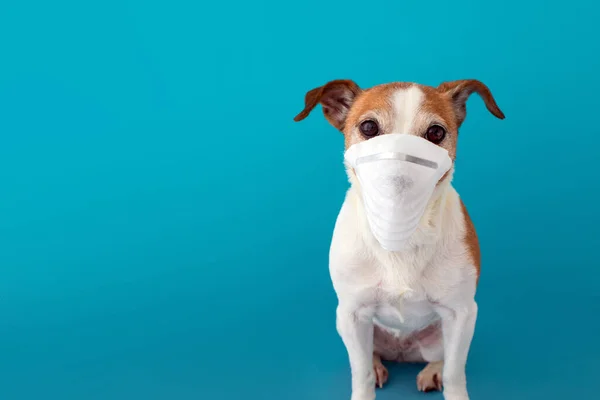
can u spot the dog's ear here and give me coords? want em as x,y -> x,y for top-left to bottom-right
438,79 -> 505,127
293,79 -> 361,131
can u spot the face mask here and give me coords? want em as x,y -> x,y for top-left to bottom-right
344,134 -> 452,251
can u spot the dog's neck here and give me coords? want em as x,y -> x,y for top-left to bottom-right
346,166 -> 456,250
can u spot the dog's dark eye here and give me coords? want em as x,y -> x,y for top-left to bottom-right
425,125 -> 446,144
359,120 -> 379,138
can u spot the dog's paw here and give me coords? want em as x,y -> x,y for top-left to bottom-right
442,392 -> 469,400
417,361 -> 443,392
442,386 -> 469,400
351,391 -> 376,400
372,354 -> 389,388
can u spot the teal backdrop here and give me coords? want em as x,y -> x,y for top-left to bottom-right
1,1 -> 599,399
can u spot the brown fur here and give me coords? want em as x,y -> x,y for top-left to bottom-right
344,84 -> 409,127
460,199 -> 481,284
417,85 -> 459,132
418,84 -> 460,160
437,79 -> 505,127
293,79 -> 361,131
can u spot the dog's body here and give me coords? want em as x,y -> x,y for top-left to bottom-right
294,80 -> 504,400
332,167 -> 477,393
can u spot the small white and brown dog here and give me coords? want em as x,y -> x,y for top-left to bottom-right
294,79 -> 504,400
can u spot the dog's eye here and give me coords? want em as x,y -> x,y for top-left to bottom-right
425,125 -> 446,144
359,120 -> 379,138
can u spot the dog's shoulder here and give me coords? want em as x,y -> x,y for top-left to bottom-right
418,187 -> 480,295
458,197 -> 480,282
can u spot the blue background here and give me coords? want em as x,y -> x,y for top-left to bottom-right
1,1 -> 598,399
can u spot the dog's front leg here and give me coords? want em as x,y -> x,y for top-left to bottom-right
435,298 -> 478,400
336,304 -> 376,400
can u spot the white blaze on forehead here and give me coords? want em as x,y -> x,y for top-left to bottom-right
391,86 -> 425,134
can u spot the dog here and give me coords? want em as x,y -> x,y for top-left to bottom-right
293,79 -> 504,400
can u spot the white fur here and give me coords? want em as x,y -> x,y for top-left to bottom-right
330,88 -> 479,400
391,86 -> 424,134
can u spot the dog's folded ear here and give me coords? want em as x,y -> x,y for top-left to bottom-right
293,79 -> 361,131
438,79 -> 505,127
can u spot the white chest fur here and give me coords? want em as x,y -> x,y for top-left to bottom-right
373,289 -> 439,333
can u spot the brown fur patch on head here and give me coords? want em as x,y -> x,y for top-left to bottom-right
294,79 -> 504,174
343,83 -> 412,148
417,85 -> 459,160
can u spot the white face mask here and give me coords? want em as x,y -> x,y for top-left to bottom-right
344,134 -> 453,251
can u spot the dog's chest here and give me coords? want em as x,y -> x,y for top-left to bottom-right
373,285 -> 438,332
370,254 -> 439,332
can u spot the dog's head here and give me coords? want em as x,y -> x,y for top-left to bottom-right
294,79 -> 504,182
